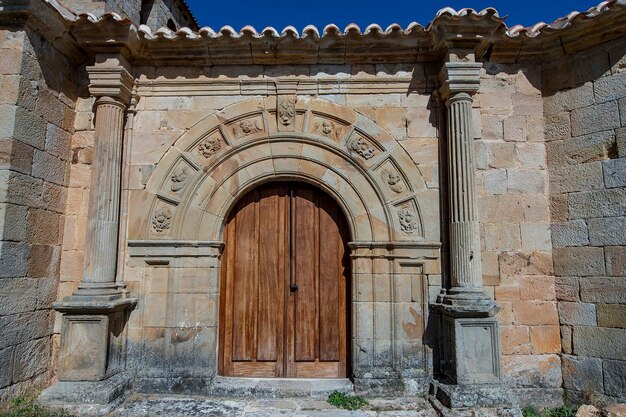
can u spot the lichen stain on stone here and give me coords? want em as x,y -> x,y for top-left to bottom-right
402,306 -> 423,339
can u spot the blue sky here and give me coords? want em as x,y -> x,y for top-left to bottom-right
185,0 -> 602,31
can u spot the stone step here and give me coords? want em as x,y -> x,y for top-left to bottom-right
209,376 -> 354,398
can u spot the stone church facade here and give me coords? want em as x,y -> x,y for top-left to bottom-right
0,0 -> 625,409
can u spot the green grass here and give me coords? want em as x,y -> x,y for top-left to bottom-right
327,390 -> 368,410
0,395 -> 74,417
522,405 -> 578,417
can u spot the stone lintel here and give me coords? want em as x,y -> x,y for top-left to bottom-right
438,61 -> 482,100
87,55 -> 134,104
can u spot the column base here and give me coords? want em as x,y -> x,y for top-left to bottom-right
40,373 -> 130,406
433,293 -> 504,386
53,295 -> 136,382
430,381 -> 519,409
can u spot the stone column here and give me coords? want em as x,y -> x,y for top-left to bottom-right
42,56 -> 137,406
78,95 -> 127,298
433,61 -> 509,409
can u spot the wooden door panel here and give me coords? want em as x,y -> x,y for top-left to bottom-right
257,187 -> 284,363
293,188 -> 318,363
318,194 -> 342,362
231,191 -> 257,361
221,182 -> 348,378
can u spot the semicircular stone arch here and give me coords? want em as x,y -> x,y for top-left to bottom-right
137,96 -> 438,245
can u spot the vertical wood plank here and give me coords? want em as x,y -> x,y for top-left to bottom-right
294,187 -> 317,362
232,191 -> 257,361
318,193 -> 340,361
257,186 -> 282,361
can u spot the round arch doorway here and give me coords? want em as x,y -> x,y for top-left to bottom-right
218,181 -> 351,378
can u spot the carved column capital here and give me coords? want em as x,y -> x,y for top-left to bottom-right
438,61 -> 482,102
87,55 -> 134,105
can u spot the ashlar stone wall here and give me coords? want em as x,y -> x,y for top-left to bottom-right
0,26 -> 78,401
474,63 -> 562,401
544,38 -> 626,404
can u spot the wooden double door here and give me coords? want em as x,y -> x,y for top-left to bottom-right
219,182 -> 350,378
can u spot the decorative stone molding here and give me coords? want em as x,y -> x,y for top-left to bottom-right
135,97 -> 438,244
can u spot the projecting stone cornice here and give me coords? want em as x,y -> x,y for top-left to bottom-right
1,0 -> 626,63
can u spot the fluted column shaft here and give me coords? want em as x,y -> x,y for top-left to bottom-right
446,92 -> 482,290
80,96 -> 126,293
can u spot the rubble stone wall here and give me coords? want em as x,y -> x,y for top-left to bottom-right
544,38 -> 626,404
0,27 -> 78,402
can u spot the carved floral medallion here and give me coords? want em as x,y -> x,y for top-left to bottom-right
381,169 -> 403,193
277,97 -> 296,126
197,135 -> 222,158
398,206 -> 418,235
350,137 -> 376,160
152,207 -> 173,232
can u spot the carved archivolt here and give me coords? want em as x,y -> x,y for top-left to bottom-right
142,97 -> 434,243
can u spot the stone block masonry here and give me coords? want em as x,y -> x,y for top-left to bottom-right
545,36 -> 626,405
0,26 -> 77,402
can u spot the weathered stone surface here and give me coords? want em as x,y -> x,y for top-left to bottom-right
573,327 -> 626,360
550,162 -> 604,194
546,132 -> 615,168
553,247 -> 605,277
555,277 -> 580,302
603,359 -> 626,398
529,326 -> 561,354
558,302 -> 597,326
580,277 -> 626,303
504,116 -> 527,142
561,325 -> 573,354
0,346 -> 13,388
561,355 -> 604,392
551,220 -> 589,248
507,170 -> 546,194
576,404 -> 602,417
499,252 -> 553,279
605,246 -> 626,276
514,301 -> 558,325
594,71 -> 626,103
12,337 -> 49,382
543,83 -> 594,115
519,275 -> 555,301
501,326 -> 530,355
571,101 -> 621,137
618,128 -> 626,157
0,241 -> 29,278
603,158 -> 626,189
597,304 -> 626,329
520,223 -> 551,252
588,217 -> 626,246
568,189 -> 625,220
544,113 -> 571,142
482,169 -> 507,195
503,354 -> 561,388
